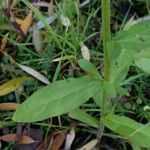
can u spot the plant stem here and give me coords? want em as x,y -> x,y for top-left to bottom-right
102,0 -> 111,80
97,0 -> 111,141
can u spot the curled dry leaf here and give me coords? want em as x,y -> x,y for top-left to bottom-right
0,103 -> 19,111
17,64 -> 50,84
0,33 -> 9,51
0,77 -> 29,97
0,134 -> 35,144
80,42 -> 90,61
77,139 -> 98,150
51,131 -> 66,150
33,24 -> 43,53
64,128 -> 75,150
60,15 -> 71,27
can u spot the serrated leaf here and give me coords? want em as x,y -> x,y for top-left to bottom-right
0,77 -> 29,97
13,76 -> 101,122
103,114 -> 150,148
69,108 -> 99,128
78,59 -> 101,79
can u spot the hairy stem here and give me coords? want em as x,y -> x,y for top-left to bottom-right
97,0 -> 111,141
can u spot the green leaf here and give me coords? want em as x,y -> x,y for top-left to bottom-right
134,49 -> 150,74
103,114 -> 150,148
114,20 -> 150,52
107,41 -> 122,60
13,76 -> 101,122
109,49 -> 135,86
69,108 -> 99,128
135,58 -> 150,74
78,59 -> 101,79
103,81 -> 116,98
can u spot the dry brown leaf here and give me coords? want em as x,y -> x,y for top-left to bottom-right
0,103 -> 19,111
20,11 -> 32,36
0,134 -> 16,142
0,33 -> 9,51
0,134 -> 35,144
51,131 -> 66,150
48,0 -> 54,15
19,135 -> 35,144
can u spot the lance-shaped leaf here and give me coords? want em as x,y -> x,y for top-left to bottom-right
13,76 -> 101,122
69,108 -> 99,128
78,59 -> 101,79
103,114 -> 150,148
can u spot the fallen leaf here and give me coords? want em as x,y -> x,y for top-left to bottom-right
33,24 -> 43,53
17,63 -> 50,84
60,15 -> 71,27
48,0 -> 54,15
81,42 -> 90,61
0,103 -> 19,111
0,33 -> 9,51
15,17 -> 24,25
51,131 -> 66,150
20,11 -> 32,36
32,2 -> 49,7
19,135 -> 35,144
77,139 -> 98,150
0,134 -> 16,142
0,134 -> 35,144
0,77 -> 29,97
64,128 -> 75,150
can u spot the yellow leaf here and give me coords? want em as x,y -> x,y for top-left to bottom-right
0,33 -> 9,51
15,17 -> 24,25
0,77 -> 31,96
21,11 -> 32,35
0,103 -> 19,111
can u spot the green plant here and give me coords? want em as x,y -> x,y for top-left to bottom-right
13,0 -> 150,149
